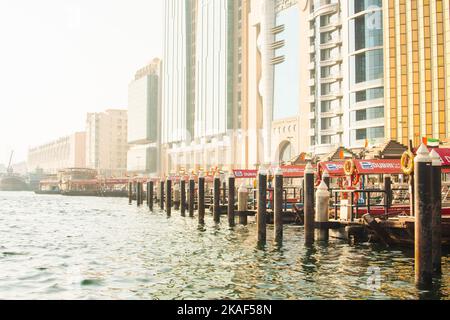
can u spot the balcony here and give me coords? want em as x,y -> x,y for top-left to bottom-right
319,19 -> 342,33
319,56 -> 342,67
320,38 -> 342,50
309,44 -> 316,53
307,61 -> 316,70
308,112 -> 316,120
320,91 -> 343,101
308,128 -> 316,136
320,73 -> 343,83
307,95 -> 316,103
307,78 -> 316,87
311,3 -> 339,19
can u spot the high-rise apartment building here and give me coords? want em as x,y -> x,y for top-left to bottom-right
162,0 -> 245,175
86,109 -> 128,177
27,132 -> 86,174
384,0 -> 449,146
127,58 -> 162,175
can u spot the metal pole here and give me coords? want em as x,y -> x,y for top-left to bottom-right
257,168 -> 267,245
384,174 -> 392,209
304,163 -> 315,245
274,168 -> 283,244
430,149 -> 442,275
228,175 -> 235,228
128,181 -> 133,205
414,144 -> 433,288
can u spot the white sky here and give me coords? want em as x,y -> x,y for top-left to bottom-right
0,0 -> 163,165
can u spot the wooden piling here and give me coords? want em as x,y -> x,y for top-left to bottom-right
160,180 -> 165,210
414,144 -> 433,288
213,175 -> 221,223
228,175 -> 235,228
136,182 -> 142,207
430,149 -> 442,275
128,182 -> 133,205
257,169 -> 267,245
384,175 -> 392,208
238,184 -> 248,225
148,181 -> 154,211
304,163 -> 315,245
198,175 -> 205,225
180,179 -> 186,217
189,177 -> 195,217
274,168 -> 283,244
166,179 -> 172,217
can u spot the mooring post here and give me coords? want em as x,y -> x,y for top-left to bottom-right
213,174 -> 221,223
384,174 -> 392,209
304,162 -> 315,245
189,177 -> 195,217
322,171 -> 330,189
160,180 -> 165,210
409,174 -> 415,217
238,184 -> 248,225
136,182 -> 141,207
180,179 -> 186,217
148,181 -> 154,211
414,144 -> 433,288
173,183 -> 180,210
430,149 -> 442,275
228,174 -> 235,228
274,167 -> 283,244
128,181 -> 133,205
198,174 -> 205,225
315,180 -> 330,241
166,178 -> 172,217
222,181 -> 227,205
257,168 -> 267,245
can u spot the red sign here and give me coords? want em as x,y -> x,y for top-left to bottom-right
279,165 -> 306,178
354,159 -> 402,175
319,162 -> 345,177
233,169 -> 258,179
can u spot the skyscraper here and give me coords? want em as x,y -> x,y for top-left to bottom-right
127,58 -> 161,175
384,0 -> 449,146
162,0 -> 244,175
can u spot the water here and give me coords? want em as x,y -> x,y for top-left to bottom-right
0,192 -> 448,300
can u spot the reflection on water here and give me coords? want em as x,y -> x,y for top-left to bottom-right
0,192 -> 448,300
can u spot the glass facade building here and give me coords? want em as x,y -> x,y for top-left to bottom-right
348,0 -> 385,146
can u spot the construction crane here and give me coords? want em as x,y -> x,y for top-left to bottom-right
6,151 -> 14,175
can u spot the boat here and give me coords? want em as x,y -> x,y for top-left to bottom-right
0,151 -> 29,191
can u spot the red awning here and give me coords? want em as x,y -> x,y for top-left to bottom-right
69,180 -> 99,185
319,162 -> 345,177
430,148 -> 450,167
354,159 -> 402,175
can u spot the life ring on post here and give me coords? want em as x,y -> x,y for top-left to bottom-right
344,159 -> 356,176
401,150 -> 415,175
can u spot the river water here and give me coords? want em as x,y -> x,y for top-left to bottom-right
0,191 -> 448,300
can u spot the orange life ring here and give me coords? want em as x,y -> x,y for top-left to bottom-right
401,150 -> 414,175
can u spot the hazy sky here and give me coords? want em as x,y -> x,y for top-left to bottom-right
0,0 -> 163,165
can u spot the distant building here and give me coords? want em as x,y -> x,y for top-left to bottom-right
127,58 -> 162,175
27,132 -> 86,174
85,109 -> 128,177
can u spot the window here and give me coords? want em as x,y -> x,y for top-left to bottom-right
353,49 -> 384,84
321,83 -> 331,95
321,135 -> 331,144
353,87 -> 384,103
321,49 -> 331,61
321,118 -> 331,129
351,0 -> 382,14
320,15 -> 331,27
321,101 -> 331,112
321,66 -> 331,78
351,13 -> 383,51
320,32 -> 332,44
356,129 -> 367,140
